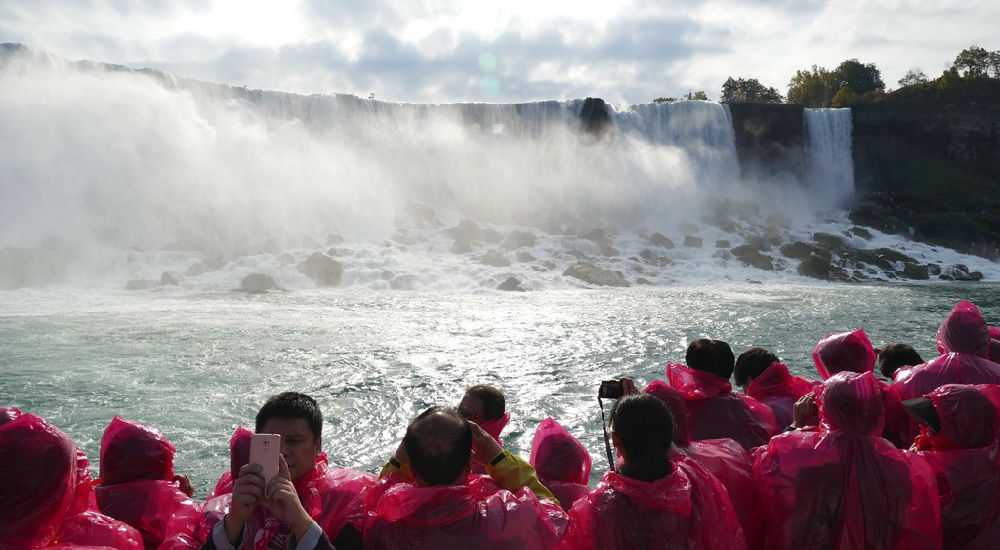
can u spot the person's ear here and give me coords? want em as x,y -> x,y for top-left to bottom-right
314,436 -> 322,456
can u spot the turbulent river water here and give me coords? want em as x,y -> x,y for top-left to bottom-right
3,283 -> 999,493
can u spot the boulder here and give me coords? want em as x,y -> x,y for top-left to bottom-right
582,229 -> 618,256
649,233 -> 675,249
730,245 -> 775,271
239,273 -> 277,293
450,240 -> 473,254
563,262 -> 630,287
496,277 -> 532,291
636,277 -> 653,285
186,262 -> 213,277
847,226 -> 874,240
297,253 -> 343,287
502,231 -> 536,250
516,251 -> 536,263
448,220 -> 502,244
683,236 -> 703,248
902,263 -> 930,280
160,271 -> 184,286
125,279 -> 159,291
639,249 -> 672,266
478,252 -> 511,267
798,255 -> 849,281
812,232 -> 850,251
780,242 -> 831,260
872,247 -> 918,265
715,240 -> 731,248
940,264 -> 984,281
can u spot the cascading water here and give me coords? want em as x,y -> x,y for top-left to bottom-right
804,108 -> 854,207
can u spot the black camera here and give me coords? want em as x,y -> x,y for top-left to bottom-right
599,380 -> 624,399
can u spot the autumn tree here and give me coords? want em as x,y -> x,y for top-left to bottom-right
786,65 -> 838,107
720,77 -> 783,104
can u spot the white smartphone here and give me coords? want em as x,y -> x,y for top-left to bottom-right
249,433 -> 281,493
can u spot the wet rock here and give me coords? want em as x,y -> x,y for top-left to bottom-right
160,271 -> 184,286
683,236 -> 703,248
678,221 -> 699,234
516,251 -> 536,263
239,273 -> 277,293
392,231 -> 418,245
765,214 -> 791,228
928,264 -> 942,276
940,264 -> 984,281
812,232 -> 850,251
448,220 -> 502,244
405,202 -> 437,224
649,233 -> 675,249
478,252 -> 511,267
297,253 -> 343,287
563,262 -> 630,287
798,255 -> 849,281
636,277 -> 653,285
186,262 -> 212,277
450,240 -> 473,254
847,226 -> 873,240
125,279 -> 159,291
496,276 -> 532,291
502,231 -> 536,250
902,263 -> 930,280
716,240 -> 731,248
582,228 -> 618,256
639,249 -> 672,266
714,249 -> 732,260
780,242 -> 831,260
389,274 -> 419,290
277,253 -> 296,265
731,245 -> 775,270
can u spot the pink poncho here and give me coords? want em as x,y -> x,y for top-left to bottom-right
812,328 -> 877,380
530,417 -> 592,511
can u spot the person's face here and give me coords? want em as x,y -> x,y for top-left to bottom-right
259,417 -> 320,482
458,394 -> 486,424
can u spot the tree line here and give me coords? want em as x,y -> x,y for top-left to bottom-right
654,46 -> 1000,106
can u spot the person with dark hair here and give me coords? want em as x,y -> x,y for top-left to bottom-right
752,371 -> 942,549
734,347 -> 819,428
365,406 -> 567,549
199,391 -> 374,550
459,384 -> 509,445
886,301 -> 1000,447
666,339 -> 779,450
645,380 -> 764,549
529,417 -> 592,511
812,328 -> 877,379
95,416 -> 202,548
877,343 -> 924,380
562,394 -> 746,549
905,384 -> 1000,549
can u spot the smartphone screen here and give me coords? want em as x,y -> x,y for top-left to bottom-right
249,433 -> 281,492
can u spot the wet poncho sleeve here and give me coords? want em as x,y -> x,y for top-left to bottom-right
486,449 -> 559,505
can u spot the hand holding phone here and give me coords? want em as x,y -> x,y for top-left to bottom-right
249,433 -> 281,493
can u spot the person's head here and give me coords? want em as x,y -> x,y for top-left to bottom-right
811,329 -> 876,380
459,384 -> 505,423
817,371 -> 885,435
685,339 -> 735,380
530,418 -> 591,485
937,301 -> 989,357
921,384 -> 998,448
403,406 -> 472,486
610,394 -> 674,482
642,380 -> 689,446
734,347 -> 779,391
99,416 -> 175,484
876,343 -> 924,380
256,392 -> 323,481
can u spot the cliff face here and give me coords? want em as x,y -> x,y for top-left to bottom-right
727,103 -> 805,180
849,80 -> 1000,257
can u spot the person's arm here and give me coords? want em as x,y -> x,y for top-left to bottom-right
470,422 -> 559,504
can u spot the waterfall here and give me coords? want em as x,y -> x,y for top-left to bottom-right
804,108 -> 854,206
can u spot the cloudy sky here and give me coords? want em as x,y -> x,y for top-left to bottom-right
1,0 -> 996,104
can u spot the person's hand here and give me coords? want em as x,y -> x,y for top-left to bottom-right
469,421 -> 503,464
224,463 -> 266,544
264,455 -> 313,541
173,474 -> 194,497
792,392 -> 819,429
620,377 -> 640,396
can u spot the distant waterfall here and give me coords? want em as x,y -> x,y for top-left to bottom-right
804,108 -> 854,206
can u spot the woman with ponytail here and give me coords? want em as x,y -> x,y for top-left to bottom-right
559,394 -> 747,549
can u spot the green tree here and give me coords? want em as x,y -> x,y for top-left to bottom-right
834,59 -> 884,96
831,86 -> 858,107
653,97 -> 676,104
897,68 -> 928,87
989,51 -> 1000,78
954,46 -> 991,78
686,90 -> 709,100
720,77 -> 783,104
786,65 -> 838,107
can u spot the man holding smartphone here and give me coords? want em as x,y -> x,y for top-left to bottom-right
203,392 -> 374,550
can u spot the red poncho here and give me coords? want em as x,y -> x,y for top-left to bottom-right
0,413 -> 142,549
646,379 -> 764,548
560,458 -> 746,550
909,384 -> 1000,549
206,425 -> 254,501
887,302 -> 1000,446
753,371 -> 942,550
530,417 -> 592,511
194,455 -> 374,549
666,363 -> 779,450
364,473 -> 568,549
812,328 -> 877,380
94,416 -> 203,548
746,361 -> 820,427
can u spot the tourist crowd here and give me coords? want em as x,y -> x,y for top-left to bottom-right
5,300 -> 1000,549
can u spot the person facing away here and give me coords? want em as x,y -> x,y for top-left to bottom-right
0,411 -> 144,549
666,338 -> 779,450
752,371 -> 942,550
811,328 -> 877,380
95,416 -> 203,548
459,384 -> 510,445
734,347 -> 819,428
529,417 -> 593,511
877,343 -> 925,381
886,301 -> 1000,447
365,405 -> 568,549
560,393 -> 747,550
905,384 -> 1000,549
200,392 -> 374,550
